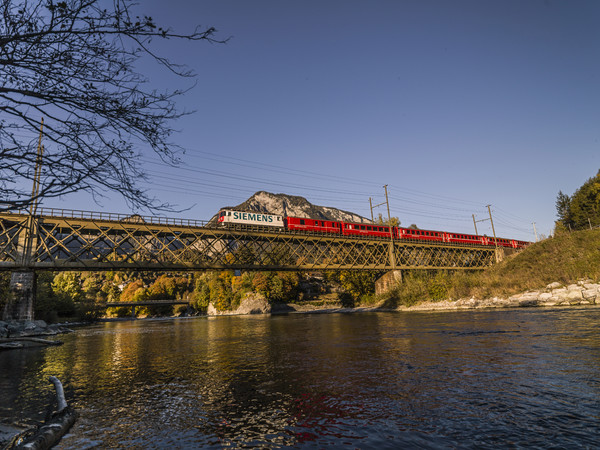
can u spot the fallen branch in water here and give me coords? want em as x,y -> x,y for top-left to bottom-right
7,377 -> 77,450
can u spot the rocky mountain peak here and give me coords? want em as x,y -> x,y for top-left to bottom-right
225,191 -> 370,223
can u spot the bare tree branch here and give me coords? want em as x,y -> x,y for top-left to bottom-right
0,0 -> 226,212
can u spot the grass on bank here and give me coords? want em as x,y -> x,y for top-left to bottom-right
379,228 -> 600,307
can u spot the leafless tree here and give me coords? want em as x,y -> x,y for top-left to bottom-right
0,0 -> 224,212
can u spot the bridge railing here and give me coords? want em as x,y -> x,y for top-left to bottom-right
32,207 -> 210,228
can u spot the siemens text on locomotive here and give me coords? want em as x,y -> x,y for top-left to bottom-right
217,209 -> 529,249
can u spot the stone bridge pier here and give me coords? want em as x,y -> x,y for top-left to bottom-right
2,271 -> 36,321
375,270 -> 402,296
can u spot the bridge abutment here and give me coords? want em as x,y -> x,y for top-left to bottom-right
2,271 -> 36,321
375,270 -> 402,296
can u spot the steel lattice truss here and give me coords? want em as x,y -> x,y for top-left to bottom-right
0,211 -> 496,271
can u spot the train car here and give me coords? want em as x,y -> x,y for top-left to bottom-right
445,231 -> 486,246
286,217 -> 341,234
397,227 -> 446,243
217,209 -> 284,228
515,240 -> 529,249
341,222 -> 393,238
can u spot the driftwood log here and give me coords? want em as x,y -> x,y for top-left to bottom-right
8,377 -> 77,450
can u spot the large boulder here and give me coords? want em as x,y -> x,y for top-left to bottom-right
236,294 -> 272,315
208,294 -> 271,316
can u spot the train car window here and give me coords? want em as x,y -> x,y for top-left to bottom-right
300,219 -> 305,225
361,226 -> 365,230
228,212 -> 231,216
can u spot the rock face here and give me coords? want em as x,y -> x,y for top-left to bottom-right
487,280 -> 599,308
401,279 -> 600,311
0,320 -> 73,338
207,294 -> 272,316
0,320 -> 72,351
220,191 -> 370,224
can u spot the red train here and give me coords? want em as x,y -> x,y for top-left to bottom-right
217,209 -> 529,249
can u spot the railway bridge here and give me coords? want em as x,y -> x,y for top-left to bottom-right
0,208 -> 497,320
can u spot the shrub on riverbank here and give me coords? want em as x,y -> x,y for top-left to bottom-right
190,271 -> 301,312
386,228 -> 600,307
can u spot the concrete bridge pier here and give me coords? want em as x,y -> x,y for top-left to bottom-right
375,270 -> 402,296
2,271 -> 36,321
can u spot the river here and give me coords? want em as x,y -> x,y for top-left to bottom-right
1,308 -> 599,448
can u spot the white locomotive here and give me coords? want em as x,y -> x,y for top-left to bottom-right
217,209 -> 284,227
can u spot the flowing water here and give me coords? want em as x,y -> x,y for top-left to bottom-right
1,308 -> 599,448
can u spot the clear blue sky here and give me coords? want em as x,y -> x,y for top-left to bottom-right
42,0 -> 600,241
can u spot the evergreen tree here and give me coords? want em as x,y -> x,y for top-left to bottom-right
556,170 -> 600,230
555,190 -> 572,229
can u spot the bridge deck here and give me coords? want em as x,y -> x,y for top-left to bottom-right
0,210 -> 497,271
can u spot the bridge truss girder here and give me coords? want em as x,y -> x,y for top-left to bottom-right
0,212 -> 495,272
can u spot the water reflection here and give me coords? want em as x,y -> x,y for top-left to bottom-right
1,309 -> 600,448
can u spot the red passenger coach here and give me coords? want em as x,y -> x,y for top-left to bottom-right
342,222 -> 393,238
445,231 -> 485,245
398,227 -> 445,242
286,217 -> 341,234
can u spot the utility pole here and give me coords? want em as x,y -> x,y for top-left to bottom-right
487,204 -> 499,262
384,185 -> 392,228
472,213 -> 489,236
30,118 -> 45,216
370,187 -> 396,269
21,118 -> 45,267
589,218 -> 593,230
384,185 -> 396,270
532,222 -> 538,242
369,197 -> 374,223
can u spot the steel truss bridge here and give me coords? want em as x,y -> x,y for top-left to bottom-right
0,209 -> 497,272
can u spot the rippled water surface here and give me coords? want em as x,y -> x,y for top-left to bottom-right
2,308 -> 600,448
